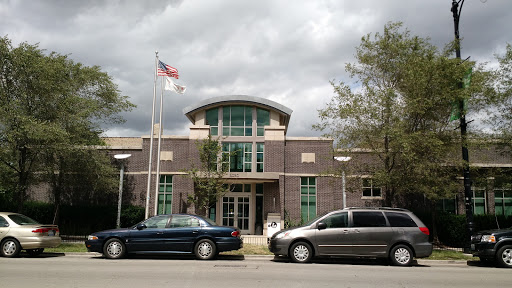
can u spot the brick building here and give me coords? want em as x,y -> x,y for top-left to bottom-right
56,95 -> 512,235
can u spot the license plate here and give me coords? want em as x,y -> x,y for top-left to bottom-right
48,230 -> 55,236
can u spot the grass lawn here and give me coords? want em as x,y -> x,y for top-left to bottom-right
45,243 -> 474,260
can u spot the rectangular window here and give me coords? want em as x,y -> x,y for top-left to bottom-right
222,143 -> 252,172
222,106 -> 252,136
352,211 -> 387,227
472,184 -> 487,215
256,143 -> 264,172
206,108 -> 219,136
300,177 -> 316,222
436,198 -> 457,214
256,108 -> 270,136
494,178 -> 512,216
362,178 -> 381,197
158,175 -> 173,215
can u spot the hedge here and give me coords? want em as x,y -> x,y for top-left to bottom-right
1,200 -> 144,235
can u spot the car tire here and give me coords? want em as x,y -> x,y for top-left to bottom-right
390,244 -> 413,266
496,245 -> 512,268
27,248 -> 45,257
1,238 -> 21,258
290,242 -> 313,263
194,239 -> 216,260
103,238 -> 126,259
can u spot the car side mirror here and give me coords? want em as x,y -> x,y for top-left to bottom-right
2,223 -> 8,227
317,222 -> 327,230
136,223 -> 147,230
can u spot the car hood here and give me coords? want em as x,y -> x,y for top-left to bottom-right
476,228 -> 512,236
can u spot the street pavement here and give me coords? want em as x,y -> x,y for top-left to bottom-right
1,252 -> 508,288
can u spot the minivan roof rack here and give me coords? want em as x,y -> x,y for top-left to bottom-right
343,207 -> 410,212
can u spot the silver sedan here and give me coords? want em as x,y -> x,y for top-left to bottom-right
0,212 -> 61,257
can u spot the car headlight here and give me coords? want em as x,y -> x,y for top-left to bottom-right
275,231 -> 291,239
481,235 -> 496,243
88,235 -> 98,241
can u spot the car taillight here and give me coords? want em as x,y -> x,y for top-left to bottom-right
231,230 -> 240,237
32,228 -> 51,233
419,227 -> 430,236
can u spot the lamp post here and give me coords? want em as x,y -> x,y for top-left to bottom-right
451,0 -> 474,253
335,156 -> 352,209
114,154 -> 131,228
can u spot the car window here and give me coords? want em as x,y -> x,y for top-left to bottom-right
322,212 -> 348,228
0,216 -> 9,227
352,211 -> 387,227
385,212 -> 417,227
143,215 -> 170,228
170,215 -> 201,228
8,214 -> 39,225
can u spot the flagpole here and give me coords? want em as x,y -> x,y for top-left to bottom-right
154,76 -> 165,215
145,51 -> 158,219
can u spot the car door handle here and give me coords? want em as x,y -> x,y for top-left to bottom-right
192,230 -> 199,234
156,232 -> 164,235
342,229 -> 349,234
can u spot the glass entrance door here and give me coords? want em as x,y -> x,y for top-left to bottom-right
222,195 -> 251,234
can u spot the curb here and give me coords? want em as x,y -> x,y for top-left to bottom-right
60,252 -> 471,265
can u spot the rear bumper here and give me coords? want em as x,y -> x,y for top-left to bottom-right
216,237 -> 243,252
19,236 -> 61,249
413,242 -> 433,258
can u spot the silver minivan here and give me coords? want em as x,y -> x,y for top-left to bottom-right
268,207 -> 432,266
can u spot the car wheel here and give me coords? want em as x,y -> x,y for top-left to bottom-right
194,239 -> 216,260
27,248 -> 45,257
390,244 -> 413,266
1,239 -> 21,258
496,245 -> 512,268
103,238 -> 126,259
290,242 -> 313,263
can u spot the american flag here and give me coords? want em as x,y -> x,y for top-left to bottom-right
157,60 -> 179,79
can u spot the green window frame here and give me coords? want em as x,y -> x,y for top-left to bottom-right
256,108 -> 270,136
494,179 -> 512,216
362,178 -> 381,197
222,106 -> 253,136
436,198 -> 457,214
206,108 -> 219,136
222,143 -> 252,172
256,143 -> 264,172
472,184 -> 487,215
157,175 -> 173,215
300,177 -> 316,222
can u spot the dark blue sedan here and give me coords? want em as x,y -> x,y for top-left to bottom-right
85,214 -> 243,260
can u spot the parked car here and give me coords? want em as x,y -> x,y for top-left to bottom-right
471,227 -> 512,268
268,207 -> 432,266
0,212 -> 61,258
85,213 -> 243,260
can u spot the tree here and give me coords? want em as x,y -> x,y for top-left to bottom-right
314,22 -> 493,207
0,36 -> 135,213
186,135 -> 231,217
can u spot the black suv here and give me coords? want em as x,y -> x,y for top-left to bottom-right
471,228 -> 512,268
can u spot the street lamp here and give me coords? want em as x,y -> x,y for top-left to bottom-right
451,0 -> 474,253
335,156 -> 352,209
114,154 -> 131,228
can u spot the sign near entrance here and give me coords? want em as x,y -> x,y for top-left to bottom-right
266,213 -> 281,237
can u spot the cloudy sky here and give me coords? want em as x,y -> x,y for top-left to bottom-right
1,0 -> 510,138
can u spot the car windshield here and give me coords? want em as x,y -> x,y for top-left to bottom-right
302,214 -> 325,226
8,214 -> 40,225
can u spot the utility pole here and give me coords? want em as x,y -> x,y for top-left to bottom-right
451,0 -> 474,253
